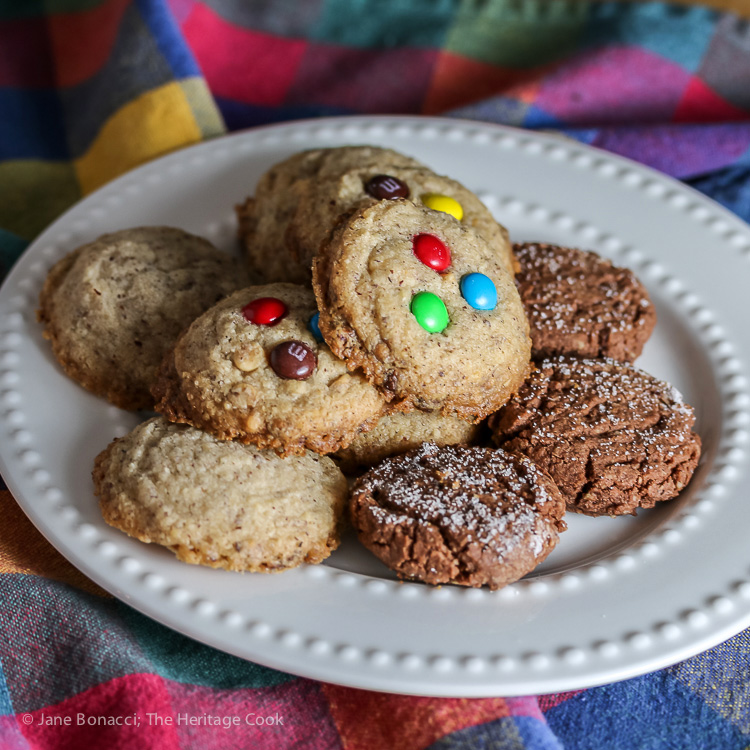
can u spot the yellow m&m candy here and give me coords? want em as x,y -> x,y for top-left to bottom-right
421,194 -> 464,221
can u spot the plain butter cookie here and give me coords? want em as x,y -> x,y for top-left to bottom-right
38,226 -> 249,410
94,418 -> 348,572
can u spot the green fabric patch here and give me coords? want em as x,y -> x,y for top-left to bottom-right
180,77 -> 227,139
45,0 -> 110,13
0,229 -> 29,278
446,0 -> 587,68
0,160 -> 80,241
1,0 -> 123,17
0,0 -> 45,17
117,602 -> 295,690
312,0 -> 456,49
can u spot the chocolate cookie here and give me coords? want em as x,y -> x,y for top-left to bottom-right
350,442 -> 566,589
513,242 -> 656,362
313,199 -> 531,420
152,283 -> 386,456
37,226 -> 249,410
236,146 -> 516,283
334,411 -> 480,473
94,418 -> 348,572
490,356 -> 701,516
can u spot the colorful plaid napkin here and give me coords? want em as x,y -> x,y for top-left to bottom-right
2,1 -> 750,747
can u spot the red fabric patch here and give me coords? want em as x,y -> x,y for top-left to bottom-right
19,673 -> 179,750
538,690 -> 584,711
423,51 -> 528,114
505,696 -> 547,719
321,684 -> 510,750
182,2 -> 307,106
673,77 -> 749,123
287,43 -> 437,113
48,0 -> 131,88
164,678 -> 340,749
0,18 -> 55,87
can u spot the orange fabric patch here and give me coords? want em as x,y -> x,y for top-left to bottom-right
0,490 -> 109,597
321,683 -> 510,749
673,77 -> 748,123
48,0 -> 131,88
423,51 -> 527,114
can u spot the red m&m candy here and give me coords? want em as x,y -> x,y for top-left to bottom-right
413,234 -> 451,272
242,297 -> 288,326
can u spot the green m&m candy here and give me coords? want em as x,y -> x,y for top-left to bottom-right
410,291 -> 449,333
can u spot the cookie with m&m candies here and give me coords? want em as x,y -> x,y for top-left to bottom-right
236,146 -> 425,284
292,163 -> 517,278
312,200 -> 531,421
151,283 -> 386,457
236,146 -> 517,284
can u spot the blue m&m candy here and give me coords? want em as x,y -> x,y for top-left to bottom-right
308,312 -> 324,342
460,273 -> 497,310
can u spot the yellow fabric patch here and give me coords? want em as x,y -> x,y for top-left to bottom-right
422,193 -> 464,221
179,77 -> 226,139
75,80 -> 203,194
672,633 -> 750,733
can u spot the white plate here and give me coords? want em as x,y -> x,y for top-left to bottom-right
1,116 -> 749,697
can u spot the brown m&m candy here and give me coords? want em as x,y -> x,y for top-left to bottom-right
270,340 -> 317,380
365,174 -> 410,200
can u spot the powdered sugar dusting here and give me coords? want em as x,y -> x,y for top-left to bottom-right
492,356 -> 701,516
353,443 -> 566,563
514,242 -> 656,361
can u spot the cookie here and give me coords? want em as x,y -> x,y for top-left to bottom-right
349,442 -> 566,589
93,418 -> 348,572
334,411 -> 480,473
236,146 -> 516,283
237,146 -> 424,284
152,282 -> 386,456
490,356 -> 701,516
37,226 -> 249,410
313,199 -> 531,420
513,242 -> 656,362
293,165 -> 517,277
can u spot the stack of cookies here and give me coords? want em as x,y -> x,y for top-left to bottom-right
37,146 -> 701,591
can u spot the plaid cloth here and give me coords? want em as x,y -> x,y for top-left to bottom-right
2,1 -> 750,747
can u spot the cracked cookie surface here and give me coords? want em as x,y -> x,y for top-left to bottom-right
513,242 -> 656,362
490,356 -> 702,516
152,283 -> 386,456
94,417 -> 348,572
37,226 -> 249,410
349,442 -> 566,589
